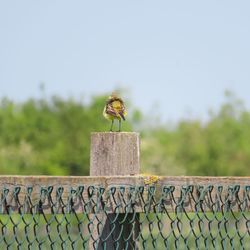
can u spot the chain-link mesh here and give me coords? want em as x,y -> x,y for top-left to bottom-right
0,183 -> 249,249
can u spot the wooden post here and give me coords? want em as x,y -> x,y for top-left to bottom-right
90,132 -> 140,250
90,132 -> 140,176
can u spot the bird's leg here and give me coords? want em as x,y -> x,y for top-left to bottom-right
110,120 -> 114,132
118,119 -> 121,132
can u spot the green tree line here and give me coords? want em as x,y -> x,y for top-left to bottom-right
0,91 -> 249,176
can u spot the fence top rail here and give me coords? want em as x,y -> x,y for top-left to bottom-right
0,175 -> 249,185
0,175 -> 249,214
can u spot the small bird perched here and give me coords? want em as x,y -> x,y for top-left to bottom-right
103,93 -> 127,132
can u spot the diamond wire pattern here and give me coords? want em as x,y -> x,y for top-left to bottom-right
0,184 -> 249,249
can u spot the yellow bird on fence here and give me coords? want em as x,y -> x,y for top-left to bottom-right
103,93 -> 127,132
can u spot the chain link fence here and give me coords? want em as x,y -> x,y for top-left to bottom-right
0,179 -> 249,249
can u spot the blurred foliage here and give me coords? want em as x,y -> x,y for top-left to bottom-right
0,94 -> 133,175
0,90 -> 249,176
142,91 -> 250,176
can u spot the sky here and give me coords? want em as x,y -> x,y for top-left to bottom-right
0,1 -> 250,122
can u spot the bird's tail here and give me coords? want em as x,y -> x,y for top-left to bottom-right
119,112 -> 126,121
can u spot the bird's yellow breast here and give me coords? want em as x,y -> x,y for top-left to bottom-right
103,97 -> 127,121
112,101 -> 122,110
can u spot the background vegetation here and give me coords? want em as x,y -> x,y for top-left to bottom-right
0,90 -> 249,176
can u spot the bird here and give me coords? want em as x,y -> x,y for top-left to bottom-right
103,93 -> 127,132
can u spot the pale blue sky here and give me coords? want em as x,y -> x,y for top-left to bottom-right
0,1 -> 250,122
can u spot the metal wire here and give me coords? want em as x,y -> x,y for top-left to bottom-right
0,184 -> 249,249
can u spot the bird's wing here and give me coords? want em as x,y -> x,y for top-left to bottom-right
119,101 -> 126,119
119,111 -> 126,121
105,103 -> 118,117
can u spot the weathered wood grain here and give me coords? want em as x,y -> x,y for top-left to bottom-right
90,132 -> 140,176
